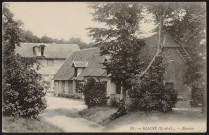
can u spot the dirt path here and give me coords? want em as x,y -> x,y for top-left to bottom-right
40,95 -> 104,132
40,94 -> 206,133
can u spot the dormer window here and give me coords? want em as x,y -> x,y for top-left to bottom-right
33,43 -> 45,57
72,61 -> 88,77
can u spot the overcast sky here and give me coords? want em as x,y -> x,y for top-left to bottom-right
7,2 -> 155,43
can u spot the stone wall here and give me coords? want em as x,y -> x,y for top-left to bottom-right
36,59 -> 66,92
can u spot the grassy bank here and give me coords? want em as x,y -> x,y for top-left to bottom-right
79,106 -> 117,124
2,116 -> 63,133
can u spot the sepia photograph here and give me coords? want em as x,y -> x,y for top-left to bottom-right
2,1 -> 207,133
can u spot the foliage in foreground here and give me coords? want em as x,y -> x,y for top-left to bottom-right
129,56 -> 177,112
83,78 -> 107,108
2,4 -> 47,118
2,116 -> 63,133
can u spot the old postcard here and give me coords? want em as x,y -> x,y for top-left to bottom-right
2,2 -> 207,133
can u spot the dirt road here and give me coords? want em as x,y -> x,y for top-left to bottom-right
40,95 -> 104,132
40,94 -> 206,133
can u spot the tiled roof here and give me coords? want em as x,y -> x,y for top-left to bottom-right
142,33 -> 181,60
15,43 -> 80,59
53,48 -> 106,80
53,34 -> 181,81
76,68 -> 107,80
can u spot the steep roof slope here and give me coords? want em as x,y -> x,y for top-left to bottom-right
15,43 -> 80,58
53,34 -> 183,81
143,33 -> 181,59
53,48 -> 107,80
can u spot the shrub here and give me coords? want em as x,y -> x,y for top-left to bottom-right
76,81 -> 85,93
129,56 -> 177,112
130,81 -> 177,112
190,86 -> 204,107
2,4 -> 47,118
83,78 -> 107,108
3,55 -> 47,118
109,97 -> 120,108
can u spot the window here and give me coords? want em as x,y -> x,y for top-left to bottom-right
47,60 -> 54,66
116,83 -> 121,94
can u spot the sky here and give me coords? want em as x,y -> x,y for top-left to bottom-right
7,2 -> 155,43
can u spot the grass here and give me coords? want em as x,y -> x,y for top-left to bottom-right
79,106 -> 117,124
2,116 -> 64,133
79,106 -> 206,131
104,109 -> 206,130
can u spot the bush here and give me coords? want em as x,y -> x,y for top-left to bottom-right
3,55 -> 47,118
83,78 -> 107,108
131,82 -> 177,112
2,4 -> 47,118
129,56 -> 177,112
76,81 -> 85,93
109,97 -> 120,108
190,86 -> 204,107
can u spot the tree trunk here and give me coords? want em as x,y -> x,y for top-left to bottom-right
139,16 -> 165,79
115,17 -> 165,117
113,17 -> 166,119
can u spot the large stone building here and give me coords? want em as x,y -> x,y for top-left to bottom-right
15,42 -> 80,91
53,34 -> 193,107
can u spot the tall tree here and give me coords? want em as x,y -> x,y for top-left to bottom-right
2,4 -> 47,118
165,3 -> 206,111
145,2 -> 206,112
139,3 -> 180,78
88,3 -> 146,98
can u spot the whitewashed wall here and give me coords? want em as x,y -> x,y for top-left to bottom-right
34,59 -> 66,92
106,79 -> 116,96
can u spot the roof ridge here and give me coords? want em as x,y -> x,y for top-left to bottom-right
74,47 -> 98,52
20,42 -> 78,45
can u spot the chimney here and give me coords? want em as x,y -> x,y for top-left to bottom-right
40,43 -> 45,57
33,43 -> 45,57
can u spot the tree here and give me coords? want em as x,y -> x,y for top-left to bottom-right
20,30 -> 41,43
88,3 -> 146,101
2,4 -> 47,118
40,35 -> 54,43
88,3 -> 139,106
88,3 -> 182,113
145,2 -> 206,112
139,2 -> 180,78
165,3 -> 206,111
66,37 -> 92,49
